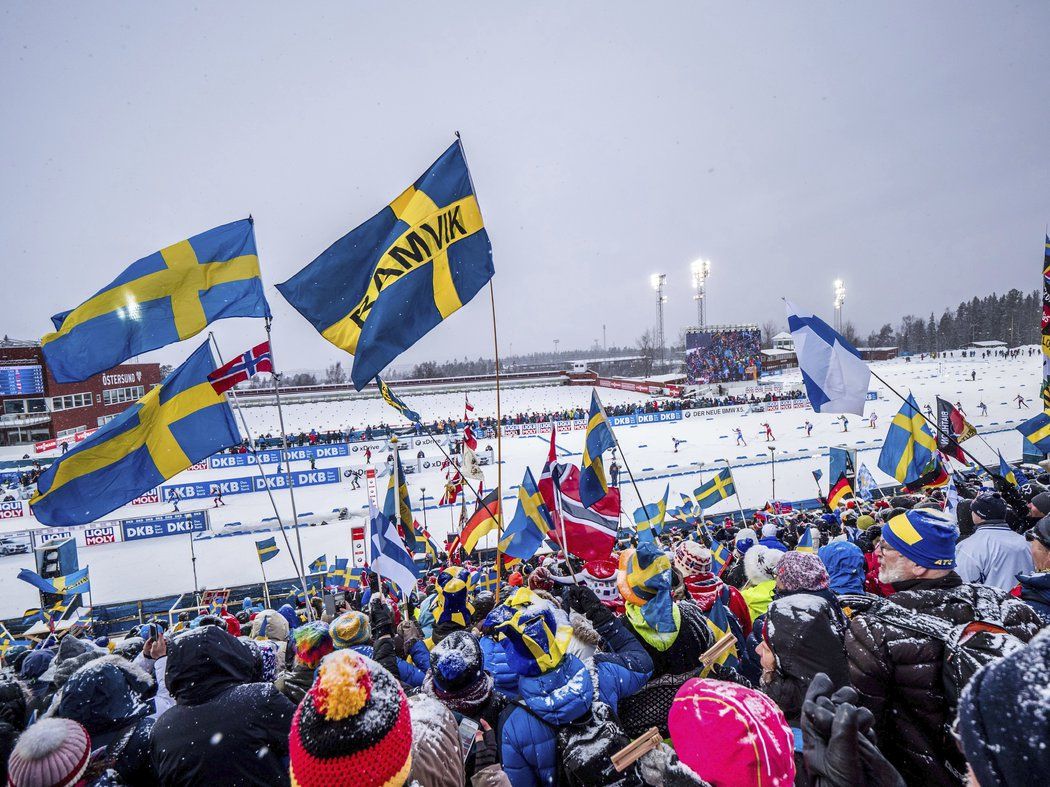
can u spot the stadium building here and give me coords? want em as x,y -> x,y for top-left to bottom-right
0,337 -> 162,448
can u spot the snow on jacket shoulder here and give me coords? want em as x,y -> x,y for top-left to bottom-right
498,615 -> 652,787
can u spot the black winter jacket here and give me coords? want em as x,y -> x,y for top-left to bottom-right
844,572 -> 1044,785
150,627 -> 296,787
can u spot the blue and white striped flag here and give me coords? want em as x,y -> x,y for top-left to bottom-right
369,504 -> 419,598
785,300 -> 871,415
855,463 -> 878,500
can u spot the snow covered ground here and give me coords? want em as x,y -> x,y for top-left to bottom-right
0,349 -> 1039,617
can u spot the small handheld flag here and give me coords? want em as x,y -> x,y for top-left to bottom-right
460,490 -> 502,554
499,468 -> 553,561
1018,411 -> 1050,454
376,377 -> 421,423
17,567 -> 90,596
370,507 -> 420,597
694,468 -> 735,510
308,555 -> 328,574
580,390 -> 617,508
208,341 -> 273,395
256,537 -> 280,563
633,485 -> 669,543
877,393 -> 937,485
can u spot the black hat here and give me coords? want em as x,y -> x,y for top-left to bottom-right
1029,491 -> 1050,516
1025,515 -> 1050,549
971,491 -> 1007,522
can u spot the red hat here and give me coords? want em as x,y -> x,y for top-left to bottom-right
289,650 -> 412,787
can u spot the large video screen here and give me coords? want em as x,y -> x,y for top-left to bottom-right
685,328 -> 762,384
0,365 -> 44,396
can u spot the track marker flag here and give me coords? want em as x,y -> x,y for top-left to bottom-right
41,218 -> 270,383
580,390 -> 617,508
785,300 -> 871,415
277,140 -> 494,389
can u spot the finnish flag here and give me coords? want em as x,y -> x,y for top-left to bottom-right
368,504 -> 420,598
785,300 -> 871,415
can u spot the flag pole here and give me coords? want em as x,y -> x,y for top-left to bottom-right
592,389 -> 650,514
188,532 -> 200,602
721,458 -> 749,525
868,369 -> 997,478
547,423 -> 580,586
488,281 -> 505,602
264,318 -> 315,620
259,555 -> 271,609
207,331 -> 313,617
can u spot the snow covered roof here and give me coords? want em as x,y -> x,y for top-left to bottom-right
771,332 -> 792,341
761,348 -> 795,357
970,340 -> 1006,347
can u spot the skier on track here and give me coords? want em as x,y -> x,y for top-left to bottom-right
734,427 -> 747,446
672,437 -> 685,453
869,412 -> 877,429
1016,393 -> 1029,409
804,420 -> 813,437
978,401 -> 988,417
761,423 -> 774,441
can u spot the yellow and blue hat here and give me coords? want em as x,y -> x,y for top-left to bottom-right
882,509 -> 957,570
494,593 -> 573,677
617,543 -> 676,633
434,566 -> 474,627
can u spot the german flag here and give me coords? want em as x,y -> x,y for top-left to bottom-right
904,454 -> 949,492
460,490 -> 502,554
828,473 -> 854,509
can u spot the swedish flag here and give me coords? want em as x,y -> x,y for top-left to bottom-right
633,484 -> 669,543
31,340 -> 241,526
277,141 -> 494,390
499,468 -> 552,561
309,555 -> 328,574
41,219 -> 270,383
580,390 -> 617,507
1018,411 -> 1050,454
694,469 -> 735,510
385,454 -> 424,554
877,393 -> 937,485
376,376 -> 421,423
17,567 -> 90,596
256,537 -> 279,563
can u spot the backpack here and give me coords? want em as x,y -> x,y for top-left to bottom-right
841,593 -> 1026,705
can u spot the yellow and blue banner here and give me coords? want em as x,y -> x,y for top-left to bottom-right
499,467 -> 552,561
31,340 -> 241,526
580,390 -> 617,507
1018,411 -> 1050,454
633,484 -> 669,544
256,537 -> 280,564
17,567 -> 90,596
694,468 -> 735,510
277,140 -> 494,390
376,376 -> 421,423
384,453 -> 424,554
877,393 -> 937,485
309,555 -> 328,574
41,219 -> 270,383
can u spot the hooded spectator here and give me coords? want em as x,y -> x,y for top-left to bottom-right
47,637 -> 108,691
956,491 -> 1034,590
19,650 -> 54,717
741,545 -> 783,620
53,654 -> 157,785
407,694 -> 467,787
288,650 -> 413,787
669,678 -> 795,786
275,621 -> 334,705
249,608 -> 292,669
759,523 -> 789,552
958,628 -> 1050,787
277,603 -> 301,632
7,718 -> 91,787
818,541 -> 867,596
0,677 -> 29,783
150,626 -> 296,786
672,540 -> 752,635
845,508 -> 1044,785
722,528 -> 758,589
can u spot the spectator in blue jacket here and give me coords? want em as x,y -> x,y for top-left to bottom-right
818,540 -> 867,595
329,610 -> 428,688
495,585 -> 652,787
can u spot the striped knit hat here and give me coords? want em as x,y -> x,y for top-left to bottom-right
293,621 -> 335,668
289,650 -> 412,787
330,611 -> 371,649
7,718 -> 91,787
673,540 -> 713,577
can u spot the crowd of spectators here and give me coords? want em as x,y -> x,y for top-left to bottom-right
685,328 -> 764,384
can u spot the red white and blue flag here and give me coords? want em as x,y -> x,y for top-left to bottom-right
208,341 -> 273,395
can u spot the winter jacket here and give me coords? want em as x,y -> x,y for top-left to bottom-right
55,655 -> 157,787
817,541 -> 867,595
417,592 -> 438,639
479,635 -> 519,698
277,603 -> 301,632
956,521 -> 1035,590
150,626 -> 297,786
350,643 -> 428,688
741,580 -> 776,620
1015,572 -> 1050,624
623,599 -> 713,679
844,572 -> 1044,785
759,595 -> 851,724
498,614 -> 653,787
758,536 -> 788,552
274,662 -> 315,705
0,678 -> 28,784
681,573 -> 753,635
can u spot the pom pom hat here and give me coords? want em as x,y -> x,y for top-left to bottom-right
293,621 -> 335,668
7,718 -> 91,787
881,509 -> 957,570
289,650 -> 412,787
673,540 -> 713,577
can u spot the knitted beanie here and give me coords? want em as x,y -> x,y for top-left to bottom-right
330,611 -> 371,650
775,552 -> 830,592
294,621 -> 335,668
8,718 -> 91,787
289,650 -> 412,787
856,514 -> 875,531
673,541 -> 713,577
429,631 -> 485,694
881,509 -> 957,569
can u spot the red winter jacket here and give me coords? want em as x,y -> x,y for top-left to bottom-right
682,573 -> 752,636
863,552 -> 894,597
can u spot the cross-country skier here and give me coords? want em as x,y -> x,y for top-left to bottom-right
735,427 -> 747,446
761,423 -> 774,441
804,420 -> 813,437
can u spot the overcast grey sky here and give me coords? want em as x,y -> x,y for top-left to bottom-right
2,3 -> 1049,374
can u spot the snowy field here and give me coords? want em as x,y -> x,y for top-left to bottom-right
0,349 -> 1039,617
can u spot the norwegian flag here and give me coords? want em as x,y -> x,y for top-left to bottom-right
208,341 -> 273,395
465,394 -> 474,416
537,425 -> 620,561
463,394 -> 477,451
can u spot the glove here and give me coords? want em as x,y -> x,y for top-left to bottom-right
473,720 -> 499,771
801,674 -> 905,787
369,598 -> 394,639
397,619 -> 424,651
565,584 -> 614,627
708,661 -> 753,689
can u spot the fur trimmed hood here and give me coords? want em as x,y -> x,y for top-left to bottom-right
744,545 -> 783,585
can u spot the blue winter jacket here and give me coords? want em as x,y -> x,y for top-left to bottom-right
350,641 -> 429,688
1016,572 -> 1050,624
499,616 -> 653,787
819,541 -> 867,595
758,536 -> 788,552
479,634 -> 518,698
416,593 -> 438,640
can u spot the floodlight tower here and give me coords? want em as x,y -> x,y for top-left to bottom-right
833,279 -> 846,332
691,259 -> 711,328
650,273 -> 667,365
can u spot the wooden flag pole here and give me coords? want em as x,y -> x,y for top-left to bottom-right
489,281 -> 505,602
592,389 -> 650,517
208,332 -> 312,615
259,555 -> 272,609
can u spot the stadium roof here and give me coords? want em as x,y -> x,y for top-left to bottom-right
761,348 -> 795,357
0,337 -> 40,348
970,340 -> 1006,347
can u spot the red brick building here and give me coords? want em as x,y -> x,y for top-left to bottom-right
0,337 -> 162,447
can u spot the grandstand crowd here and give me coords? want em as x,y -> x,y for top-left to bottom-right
0,459 -> 1048,786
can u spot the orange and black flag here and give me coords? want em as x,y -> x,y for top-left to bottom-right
828,473 -> 854,509
459,490 -> 502,554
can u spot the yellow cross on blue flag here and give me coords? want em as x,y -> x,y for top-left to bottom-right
30,340 -> 242,526
633,484 -> 669,543
580,390 -> 617,507
256,537 -> 280,564
1018,411 -> 1050,454
376,376 -> 421,423
41,219 -> 270,383
694,468 -> 735,510
499,467 -> 553,560
277,140 -> 494,389
877,393 -> 937,485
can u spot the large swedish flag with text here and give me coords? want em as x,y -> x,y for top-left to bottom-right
276,140 -> 494,389
41,219 -> 270,383
31,340 -> 241,526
